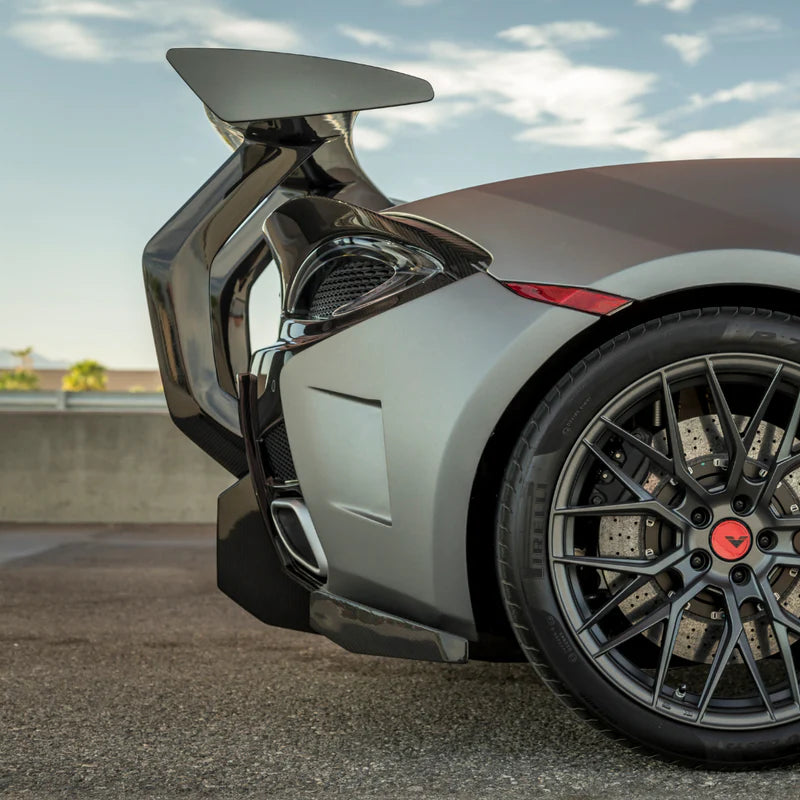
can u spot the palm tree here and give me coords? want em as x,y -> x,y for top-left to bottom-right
0,346 -> 39,390
10,346 -> 33,370
62,360 -> 108,392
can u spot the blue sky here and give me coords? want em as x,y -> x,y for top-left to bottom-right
1,0 -> 799,368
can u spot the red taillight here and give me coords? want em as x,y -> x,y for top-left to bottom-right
502,282 -> 631,315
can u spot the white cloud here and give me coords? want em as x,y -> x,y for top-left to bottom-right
636,0 -> 697,13
367,99 -> 478,131
663,32 -> 711,65
709,13 -> 782,36
29,1 -> 134,17
659,13 -> 781,68
498,21 -> 615,48
10,18 -> 108,60
361,24 -> 795,162
337,25 -> 393,49
650,111 -> 800,160
377,33 -> 658,154
353,126 -> 391,151
394,0 -> 439,6
689,80 -> 784,109
9,0 -> 299,61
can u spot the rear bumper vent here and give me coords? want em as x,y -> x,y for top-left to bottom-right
263,420 -> 297,484
309,259 -> 394,318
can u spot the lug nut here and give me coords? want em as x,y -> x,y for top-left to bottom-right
731,566 -> 749,585
758,531 -> 776,551
732,495 -> 750,514
690,552 -> 707,571
691,508 -> 710,526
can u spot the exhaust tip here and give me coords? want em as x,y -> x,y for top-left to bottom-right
270,499 -> 328,579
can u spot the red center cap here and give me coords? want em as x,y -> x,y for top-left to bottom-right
710,519 -> 752,561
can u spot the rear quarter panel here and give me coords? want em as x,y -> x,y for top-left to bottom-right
395,159 -> 800,297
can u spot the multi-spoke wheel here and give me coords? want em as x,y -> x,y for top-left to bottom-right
497,308 -> 800,767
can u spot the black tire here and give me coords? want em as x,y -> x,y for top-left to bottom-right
496,307 -> 800,768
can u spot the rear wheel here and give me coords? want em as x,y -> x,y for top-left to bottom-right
497,307 -> 800,767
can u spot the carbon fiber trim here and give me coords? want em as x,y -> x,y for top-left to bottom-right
263,420 -> 297,483
309,259 -> 394,318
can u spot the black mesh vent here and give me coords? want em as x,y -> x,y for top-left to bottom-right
308,259 -> 394,318
263,420 -> 297,483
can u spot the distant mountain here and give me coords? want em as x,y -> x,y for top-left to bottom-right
0,349 -> 70,370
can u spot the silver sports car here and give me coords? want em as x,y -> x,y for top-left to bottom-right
144,48 -> 800,767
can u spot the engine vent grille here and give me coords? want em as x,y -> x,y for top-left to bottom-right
308,259 -> 394,318
263,420 -> 297,484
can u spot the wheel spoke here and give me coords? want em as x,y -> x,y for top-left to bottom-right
697,606 -> 741,721
577,574 -> 653,634
582,439 -> 652,502
763,452 -> 800,505
594,602 -> 669,657
595,577 -> 704,658
553,499 -> 687,532
776,386 -> 800,463
763,537 -> 800,565
554,547 -> 684,578
761,581 -> 800,638
660,371 -> 710,498
575,439 -> 689,531
742,364 -> 784,452
651,582 -> 705,705
704,358 -> 748,486
599,413 -> 709,500
598,416 -> 673,474
763,511 -> 800,533
759,389 -> 800,504
737,629 -> 776,721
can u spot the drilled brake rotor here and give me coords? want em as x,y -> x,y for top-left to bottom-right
599,414 -> 800,663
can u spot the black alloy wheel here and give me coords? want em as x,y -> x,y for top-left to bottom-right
497,308 -> 800,767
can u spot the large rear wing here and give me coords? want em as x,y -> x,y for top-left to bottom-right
143,49 -> 433,475
167,48 -> 433,128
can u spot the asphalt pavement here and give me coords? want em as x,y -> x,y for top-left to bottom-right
2,524 -> 800,799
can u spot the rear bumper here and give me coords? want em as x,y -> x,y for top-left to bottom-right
272,272 -> 597,640
216,472 -> 469,662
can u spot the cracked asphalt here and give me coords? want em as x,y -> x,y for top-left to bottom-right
2,524 -> 800,799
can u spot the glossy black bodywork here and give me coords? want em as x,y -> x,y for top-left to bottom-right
217,474 -> 312,633
143,115 -> 393,475
238,371 -> 320,591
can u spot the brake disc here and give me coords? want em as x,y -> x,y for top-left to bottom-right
598,414 -> 800,663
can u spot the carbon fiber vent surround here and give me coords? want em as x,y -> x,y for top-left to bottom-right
308,259 -> 394,318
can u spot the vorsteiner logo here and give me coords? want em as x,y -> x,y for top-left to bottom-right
711,519 -> 752,561
725,535 -> 747,548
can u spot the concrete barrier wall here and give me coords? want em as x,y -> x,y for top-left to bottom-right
0,412 -> 233,523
